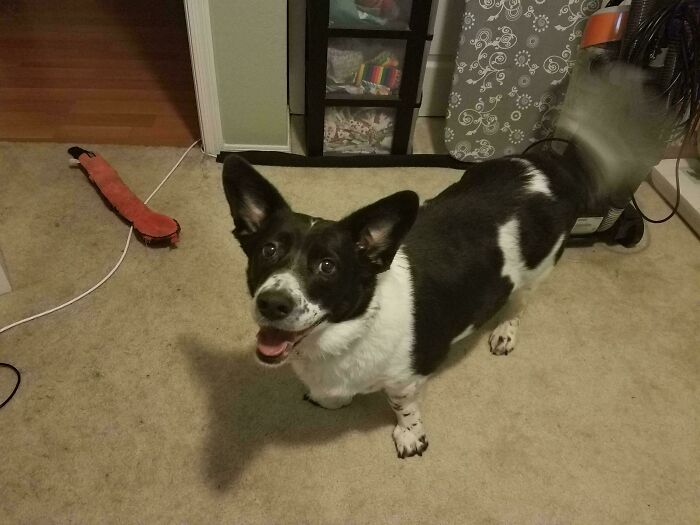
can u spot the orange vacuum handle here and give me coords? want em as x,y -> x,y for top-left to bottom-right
581,5 -> 630,48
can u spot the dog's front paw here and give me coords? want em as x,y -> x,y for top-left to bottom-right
489,318 -> 519,356
392,424 -> 428,459
303,392 -> 353,410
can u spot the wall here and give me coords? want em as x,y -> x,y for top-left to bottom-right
209,0 -> 289,149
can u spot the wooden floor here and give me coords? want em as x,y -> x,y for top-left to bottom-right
0,0 -> 199,146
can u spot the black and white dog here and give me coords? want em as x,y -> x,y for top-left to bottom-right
221,62 -> 664,458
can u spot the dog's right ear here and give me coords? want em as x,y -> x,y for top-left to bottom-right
339,190 -> 419,273
222,155 -> 290,240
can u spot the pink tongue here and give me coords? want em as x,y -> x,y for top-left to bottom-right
256,327 -> 295,357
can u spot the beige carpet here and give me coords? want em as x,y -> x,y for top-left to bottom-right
0,142 -> 698,524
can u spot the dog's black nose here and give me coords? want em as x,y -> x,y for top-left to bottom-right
257,290 -> 294,321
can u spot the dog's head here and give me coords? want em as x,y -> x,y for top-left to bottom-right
222,155 -> 419,366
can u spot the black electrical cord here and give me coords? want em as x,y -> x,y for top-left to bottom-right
0,362 -> 20,410
522,137 -> 573,155
631,154 -> 683,223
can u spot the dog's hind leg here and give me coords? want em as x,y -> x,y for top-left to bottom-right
489,236 -> 563,356
386,378 -> 428,459
493,217 -> 565,356
489,287 -> 530,356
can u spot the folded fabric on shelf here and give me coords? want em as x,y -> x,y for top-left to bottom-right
324,107 -> 394,154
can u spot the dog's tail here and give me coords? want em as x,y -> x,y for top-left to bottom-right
555,50 -> 671,205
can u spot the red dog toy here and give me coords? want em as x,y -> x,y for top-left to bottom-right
68,147 -> 180,245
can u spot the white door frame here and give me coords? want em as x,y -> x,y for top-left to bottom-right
183,0 -> 224,155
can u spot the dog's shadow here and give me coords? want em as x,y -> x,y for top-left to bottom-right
181,335 -> 394,491
180,328 -> 485,491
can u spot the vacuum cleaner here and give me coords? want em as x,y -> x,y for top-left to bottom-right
562,0 -> 699,247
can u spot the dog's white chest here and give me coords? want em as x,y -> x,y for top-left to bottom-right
290,250 -> 417,397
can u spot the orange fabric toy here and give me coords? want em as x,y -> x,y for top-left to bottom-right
68,146 -> 180,245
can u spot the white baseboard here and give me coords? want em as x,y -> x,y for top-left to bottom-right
221,143 -> 291,153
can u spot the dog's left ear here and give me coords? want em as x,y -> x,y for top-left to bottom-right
221,155 -> 290,240
340,190 -> 419,273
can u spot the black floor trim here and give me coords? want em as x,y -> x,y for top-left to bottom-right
216,151 -> 472,169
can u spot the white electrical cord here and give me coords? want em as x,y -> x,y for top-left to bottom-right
0,140 -> 201,335
200,145 -> 217,158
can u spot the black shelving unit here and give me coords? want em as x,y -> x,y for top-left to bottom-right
305,0 -> 434,156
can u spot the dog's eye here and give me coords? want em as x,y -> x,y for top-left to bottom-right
261,243 -> 277,259
318,259 -> 336,275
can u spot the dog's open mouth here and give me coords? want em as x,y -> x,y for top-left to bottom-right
255,320 -> 323,365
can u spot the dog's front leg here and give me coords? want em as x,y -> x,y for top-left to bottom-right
386,379 -> 428,458
303,391 -> 353,410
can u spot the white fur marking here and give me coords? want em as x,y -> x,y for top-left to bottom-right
498,218 -> 565,291
499,219 -> 526,289
451,324 -> 475,344
527,171 -> 553,197
513,158 -> 553,197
